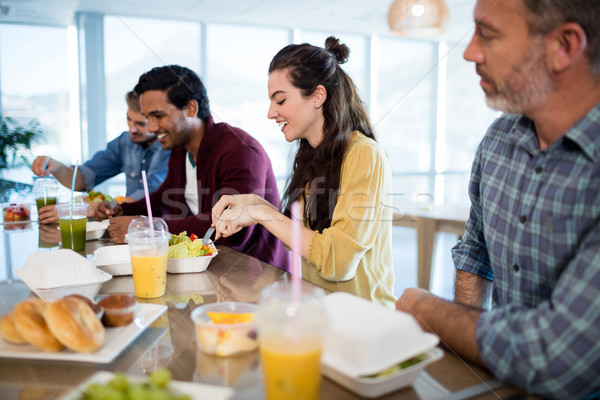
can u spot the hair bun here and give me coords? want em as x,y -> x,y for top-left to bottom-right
324,36 -> 350,64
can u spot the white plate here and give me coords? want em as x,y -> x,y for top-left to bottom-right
0,303 -> 167,363
60,371 -> 234,400
322,347 -> 444,398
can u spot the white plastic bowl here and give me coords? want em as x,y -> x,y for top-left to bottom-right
167,245 -> 218,274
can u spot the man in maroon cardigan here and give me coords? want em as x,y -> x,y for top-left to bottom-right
96,65 -> 290,271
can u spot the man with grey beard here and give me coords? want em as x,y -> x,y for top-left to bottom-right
396,0 -> 600,398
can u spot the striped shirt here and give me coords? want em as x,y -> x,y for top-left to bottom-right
451,103 -> 600,399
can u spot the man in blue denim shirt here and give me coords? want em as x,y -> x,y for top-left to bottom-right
32,91 -> 170,223
396,0 -> 600,398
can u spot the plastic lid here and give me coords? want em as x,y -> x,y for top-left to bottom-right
56,194 -> 88,206
125,216 -> 170,240
33,177 -> 59,193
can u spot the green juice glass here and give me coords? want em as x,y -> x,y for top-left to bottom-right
33,178 -> 59,213
36,196 -> 57,209
55,202 -> 88,252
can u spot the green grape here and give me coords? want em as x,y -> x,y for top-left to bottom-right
101,387 -> 126,400
109,373 -> 130,392
127,383 -> 149,400
149,368 -> 172,388
83,382 -> 111,400
147,387 -> 171,400
77,369 -> 187,400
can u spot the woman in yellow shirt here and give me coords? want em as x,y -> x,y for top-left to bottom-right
212,36 -> 395,307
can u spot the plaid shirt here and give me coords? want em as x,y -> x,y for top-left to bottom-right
452,103 -> 600,399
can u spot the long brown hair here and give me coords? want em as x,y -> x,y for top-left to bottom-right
269,36 -> 375,232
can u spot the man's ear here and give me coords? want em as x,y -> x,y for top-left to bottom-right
186,99 -> 199,117
547,22 -> 587,73
312,85 -> 327,109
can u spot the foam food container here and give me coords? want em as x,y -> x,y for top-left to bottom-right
15,249 -> 112,300
92,244 -> 132,276
322,347 -> 443,398
322,293 -> 440,378
86,220 -> 109,241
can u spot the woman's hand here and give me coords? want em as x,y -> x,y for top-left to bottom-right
211,194 -> 270,240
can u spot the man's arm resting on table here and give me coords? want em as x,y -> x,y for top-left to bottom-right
396,288 -> 483,366
454,269 -> 493,310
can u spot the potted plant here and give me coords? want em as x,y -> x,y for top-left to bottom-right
0,115 -> 45,201
0,115 -> 44,170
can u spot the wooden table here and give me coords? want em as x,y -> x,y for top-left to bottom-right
393,203 -> 470,291
0,222 -> 531,400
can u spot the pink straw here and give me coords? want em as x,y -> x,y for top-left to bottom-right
141,170 -> 154,237
291,201 -> 302,301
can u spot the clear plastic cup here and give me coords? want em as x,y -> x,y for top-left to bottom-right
257,281 -> 327,400
55,199 -> 88,252
33,178 -> 59,211
125,217 -> 170,299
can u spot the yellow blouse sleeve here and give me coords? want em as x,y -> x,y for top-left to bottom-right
307,134 -> 392,281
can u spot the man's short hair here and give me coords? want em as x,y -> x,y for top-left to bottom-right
523,0 -> 600,73
125,91 -> 141,113
134,65 -> 210,120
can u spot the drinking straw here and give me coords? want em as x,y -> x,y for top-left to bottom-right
141,170 -> 154,238
70,162 -> 79,218
69,161 -> 79,244
291,201 -> 302,302
42,156 -> 51,204
42,156 -> 50,177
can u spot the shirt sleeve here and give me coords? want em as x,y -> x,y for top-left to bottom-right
128,147 -> 171,201
451,141 -> 494,281
476,222 -> 600,399
307,139 -> 389,281
80,135 -> 125,190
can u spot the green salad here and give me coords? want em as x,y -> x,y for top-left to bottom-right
365,354 -> 427,378
168,231 -> 216,259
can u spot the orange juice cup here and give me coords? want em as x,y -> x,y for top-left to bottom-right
125,217 -> 170,299
257,281 -> 327,400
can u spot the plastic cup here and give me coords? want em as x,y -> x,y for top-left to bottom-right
55,201 -> 88,252
33,178 -> 59,210
256,281 -> 327,400
125,217 -> 170,299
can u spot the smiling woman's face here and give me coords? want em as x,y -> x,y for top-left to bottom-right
266,69 -> 325,148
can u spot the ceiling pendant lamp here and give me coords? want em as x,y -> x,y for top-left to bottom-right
387,0 -> 450,38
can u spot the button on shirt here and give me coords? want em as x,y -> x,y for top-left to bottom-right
451,104 -> 600,398
78,131 -> 170,200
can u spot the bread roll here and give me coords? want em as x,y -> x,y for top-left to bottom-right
0,312 -> 28,344
45,297 -> 106,353
13,299 -> 63,352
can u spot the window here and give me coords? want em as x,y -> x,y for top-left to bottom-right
0,24 -> 75,179
205,24 -> 290,193
104,16 -> 202,142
